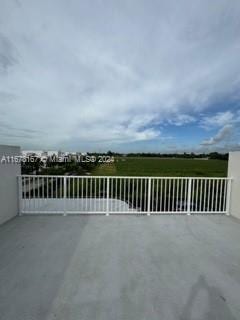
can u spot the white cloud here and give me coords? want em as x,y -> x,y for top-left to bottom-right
200,111 -> 235,129
199,110 -> 240,149
201,124 -> 233,146
168,114 -> 196,126
0,0 -> 240,150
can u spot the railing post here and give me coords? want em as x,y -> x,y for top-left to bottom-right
187,178 -> 192,215
18,176 -> 22,216
63,176 -> 67,215
147,177 -> 152,216
226,178 -> 232,216
106,177 -> 110,216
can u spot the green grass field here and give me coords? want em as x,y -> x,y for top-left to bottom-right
91,157 -> 228,177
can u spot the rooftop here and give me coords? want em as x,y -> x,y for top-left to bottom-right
1,215 -> 240,320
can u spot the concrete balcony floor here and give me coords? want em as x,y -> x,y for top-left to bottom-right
0,215 -> 240,320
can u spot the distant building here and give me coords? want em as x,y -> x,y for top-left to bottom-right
41,151 -> 48,157
58,151 -> 65,157
47,151 -> 58,157
22,150 -> 42,157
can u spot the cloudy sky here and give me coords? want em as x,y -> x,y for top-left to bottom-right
1,0 -> 240,152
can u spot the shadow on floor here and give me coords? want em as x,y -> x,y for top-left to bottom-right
180,275 -> 236,320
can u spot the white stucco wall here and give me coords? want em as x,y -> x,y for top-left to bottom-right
0,145 -> 21,225
228,152 -> 240,219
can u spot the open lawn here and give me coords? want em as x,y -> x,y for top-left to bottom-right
91,157 -> 228,177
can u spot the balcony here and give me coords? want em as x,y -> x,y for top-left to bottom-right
1,146 -> 240,319
1,214 -> 240,320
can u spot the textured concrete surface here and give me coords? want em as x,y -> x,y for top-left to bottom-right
0,215 -> 240,320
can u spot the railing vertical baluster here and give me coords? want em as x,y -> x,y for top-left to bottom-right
199,179 -> 203,212
120,178 -> 122,210
28,177 -> 31,213
195,179 -> 199,212
86,178 -> 88,211
18,176 -> 22,215
140,178 -> 143,213
132,178 -> 134,213
69,177 -> 71,199
160,179 -> 163,212
168,179 -> 171,212
215,179 -> 219,213
103,178 -> 105,212
77,177 -> 79,211
25,177 -> 27,202
116,178 -> 118,204
124,178 -> 126,209
42,177 -> 45,204
203,179 -> 207,212
33,176 -> 35,212
111,177 -> 113,212
136,178 -> 139,212
63,176 -> 67,215
23,176 -> 25,206
164,179 -> 167,212
47,177 -> 49,199
91,178 -> 93,212
98,178 -> 101,212
185,179 -> 188,212
191,179 -> 195,213
176,179 -> 179,212
73,177 -> 75,200
207,179 -> 210,212
172,179 -> 175,212
73,178 -> 76,211
219,179 -> 223,212
211,180 -> 215,212
128,179 -> 130,212
106,177 -> 110,216
144,179 -> 147,212
151,178 -> 155,213
94,178 -> 96,212
187,178 -> 192,215
81,178 -> 83,199
180,178 -> 183,212
147,177 -> 151,216
50,177 -> 52,198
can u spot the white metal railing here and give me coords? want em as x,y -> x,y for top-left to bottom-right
18,175 -> 232,215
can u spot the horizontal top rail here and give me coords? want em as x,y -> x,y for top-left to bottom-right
19,175 -> 232,180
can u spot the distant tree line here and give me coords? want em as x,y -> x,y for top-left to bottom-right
22,151 -> 228,175
91,151 -> 228,161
